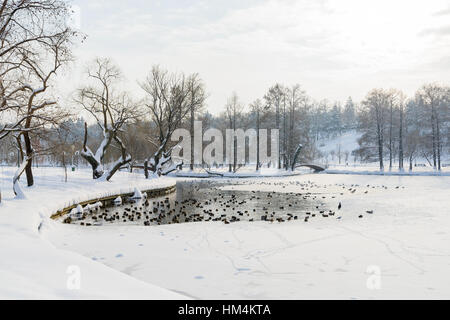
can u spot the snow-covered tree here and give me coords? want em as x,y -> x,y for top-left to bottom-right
140,65 -> 205,176
0,0 -> 77,199
75,58 -> 140,181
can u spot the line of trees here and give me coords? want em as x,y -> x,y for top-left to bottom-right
357,85 -> 450,171
1,1 -> 449,203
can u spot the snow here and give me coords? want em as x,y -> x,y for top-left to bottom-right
317,130 -> 361,158
12,158 -> 29,199
325,163 -> 450,176
1,166 -> 450,299
174,166 -> 313,178
0,166 -> 184,299
114,196 -> 122,205
132,187 -> 143,199
47,173 -> 450,299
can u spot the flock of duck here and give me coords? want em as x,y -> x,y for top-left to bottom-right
62,180 -> 402,227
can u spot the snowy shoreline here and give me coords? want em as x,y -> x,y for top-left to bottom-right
0,167 -> 184,299
50,184 -> 176,220
325,169 -> 450,176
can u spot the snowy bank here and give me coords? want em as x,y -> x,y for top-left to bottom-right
0,167 -> 184,299
172,167 -> 313,178
325,164 -> 450,176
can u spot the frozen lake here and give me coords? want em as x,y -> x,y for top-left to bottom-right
47,173 -> 450,299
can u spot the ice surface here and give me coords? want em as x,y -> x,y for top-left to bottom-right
2,166 -> 450,299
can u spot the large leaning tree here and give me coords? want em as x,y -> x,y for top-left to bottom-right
0,0 -> 78,200
75,58 -> 140,181
139,65 -> 205,177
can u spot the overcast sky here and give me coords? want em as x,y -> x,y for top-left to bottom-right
63,0 -> 450,114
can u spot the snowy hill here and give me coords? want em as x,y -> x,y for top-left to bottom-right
316,130 -> 362,165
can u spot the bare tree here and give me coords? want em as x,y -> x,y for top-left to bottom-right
225,92 -> 243,172
264,84 -> 285,169
140,65 -> 205,176
416,83 -> 449,171
75,58 -> 139,180
404,101 -> 421,172
0,0 -> 77,200
387,90 -> 395,170
0,0 -> 75,139
250,99 -> 264,171
188,74 -> 206,170
361,89 -> 389,171
395,91 -> 407,171
282,93 -> 287,169
286,84 -> 306,169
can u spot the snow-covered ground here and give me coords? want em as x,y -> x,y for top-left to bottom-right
173,166 -> 313,178
47,173 -> 450,299
325,164 -> 450,176
1,166 -> 450,299
0,167 -> 183,299
317,130 -> 361,157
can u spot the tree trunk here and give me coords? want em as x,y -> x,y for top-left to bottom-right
63,152 -> 67,182
13,156 -> 32,198
22,132 -> 34,187
276,100 -> 281,169
338,144 -> 341,165
106,136 -> 131,181
291,144 -> 303,171
106,156 -> 131,181
375,103 -> 384,171
228,117 -> 232,173
377,124 -> 384,171
288,100 -> 294,170
190,106 -> 194,171
144,160 -> 149,179
431,106 -> 437,169
436,109 -> 441,171
233,112 -> 237,172
256,108 -> 260,171
399,107 -> 404,171
283,96 -> 287,170
80,122 -> 108,179
389,104 -> 393,170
